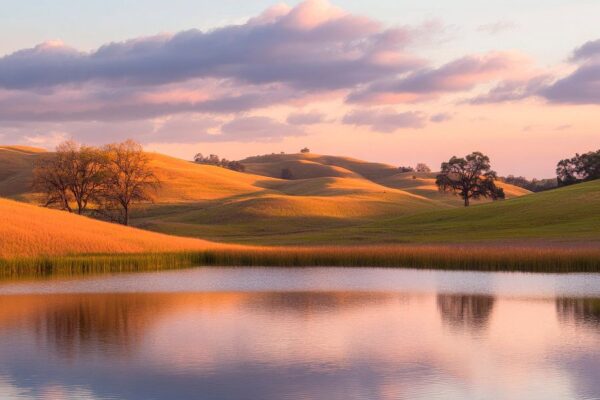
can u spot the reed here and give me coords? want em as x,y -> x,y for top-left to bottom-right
2,244 -> 600,279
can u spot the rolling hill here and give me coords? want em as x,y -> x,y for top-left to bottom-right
251,179 -> 600,245
0,197 -> 233,259
0,146 -> 542,247
0,146 -> 45,199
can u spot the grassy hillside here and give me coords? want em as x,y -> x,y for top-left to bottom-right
148,153 -> 277,202
0,197 -> 232,259
252,179 -> 600,245
242,153 -> 399,181
240,153 -> 530,205
378,171 -> 531,205
0,146 -> 545,248
0,146 -> 45,199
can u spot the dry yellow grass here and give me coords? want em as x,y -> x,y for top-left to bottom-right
242,153 -> 399,181
242,153 -> 530,201
242,158 -> 360,180
0,197 -> 239,259
0,146 -> 44,198
147,152 -> 277,202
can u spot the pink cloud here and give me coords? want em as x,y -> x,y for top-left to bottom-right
342,108 -> 427,132
348,52 -> 532,104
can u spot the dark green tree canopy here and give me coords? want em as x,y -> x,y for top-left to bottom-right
556,149 -> 600,186
435,151 -> 505,207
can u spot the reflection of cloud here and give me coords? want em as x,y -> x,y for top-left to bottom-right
436,294 -> 495,332
0,291 -> 597,400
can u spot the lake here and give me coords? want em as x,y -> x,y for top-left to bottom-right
0,267 -> 599,400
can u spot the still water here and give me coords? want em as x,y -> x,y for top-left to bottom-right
0,267 -> 599,400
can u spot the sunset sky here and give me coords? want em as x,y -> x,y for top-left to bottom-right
1,0 -> 599,177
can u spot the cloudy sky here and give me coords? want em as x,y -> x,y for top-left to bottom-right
1,0 -> 599,177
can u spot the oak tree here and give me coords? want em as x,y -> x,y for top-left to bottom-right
435,152 -> 505,207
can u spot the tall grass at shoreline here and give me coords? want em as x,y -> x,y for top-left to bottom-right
2,245 -> 600,279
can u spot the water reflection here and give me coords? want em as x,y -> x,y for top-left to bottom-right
556,297 -> 600,327
0,269 -> 599,400
436,294 -> 495,332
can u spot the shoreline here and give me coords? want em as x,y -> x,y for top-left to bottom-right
2,244 -> 600,279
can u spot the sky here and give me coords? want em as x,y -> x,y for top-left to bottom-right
1,0 -> 599,177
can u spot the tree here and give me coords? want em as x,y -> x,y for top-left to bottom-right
102,140 -> 160,225
281,168 -> 294,180
556,149 -> 600,186
33,141 -> 107,215
415,163 -> 431,173
398,166 -> 414,173
33,150 -> 73,213
501,175 -> 558,192
300,147 -> 310,154
435,152 -> 505,207
194,153 -> 246,172
193,153 -> 204,163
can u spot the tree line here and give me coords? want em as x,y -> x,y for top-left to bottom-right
556,149 -> 600,187
398,163 -> 431,173
434,148 -> 600,206
499,175 -> 557,192
33,140 -> 159,225
193,153 -> 246,172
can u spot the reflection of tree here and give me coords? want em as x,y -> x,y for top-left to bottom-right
245,292 -> 397,314
556,298 -> 600,327
31,294 -> 168,359
437,294 -> 495,331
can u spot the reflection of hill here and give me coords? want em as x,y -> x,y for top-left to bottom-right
244,291 -> 397,314
437,294 -> 496,331
556,298 -> 600,327
0,292 -> 252,359
24,295 -> 168,358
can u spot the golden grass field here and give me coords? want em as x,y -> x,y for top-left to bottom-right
2,145 -> 600,274
0,197 -> 242,259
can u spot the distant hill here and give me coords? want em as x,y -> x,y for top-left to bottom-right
0,146 -> 46,199
241,153 -> 399,181
240,153 -> 530,204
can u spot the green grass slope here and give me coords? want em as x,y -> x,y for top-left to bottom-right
278,179 -> 600,245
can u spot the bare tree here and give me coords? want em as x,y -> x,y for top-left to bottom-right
33,151 -> 73,213
435,152 -> 504,207
415,163 -> 431,173
33,141 -> 107,214
102,140 -> 160,225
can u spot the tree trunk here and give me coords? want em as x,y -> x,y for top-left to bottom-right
124,206 -> 129,226
464,196 -> 470,207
